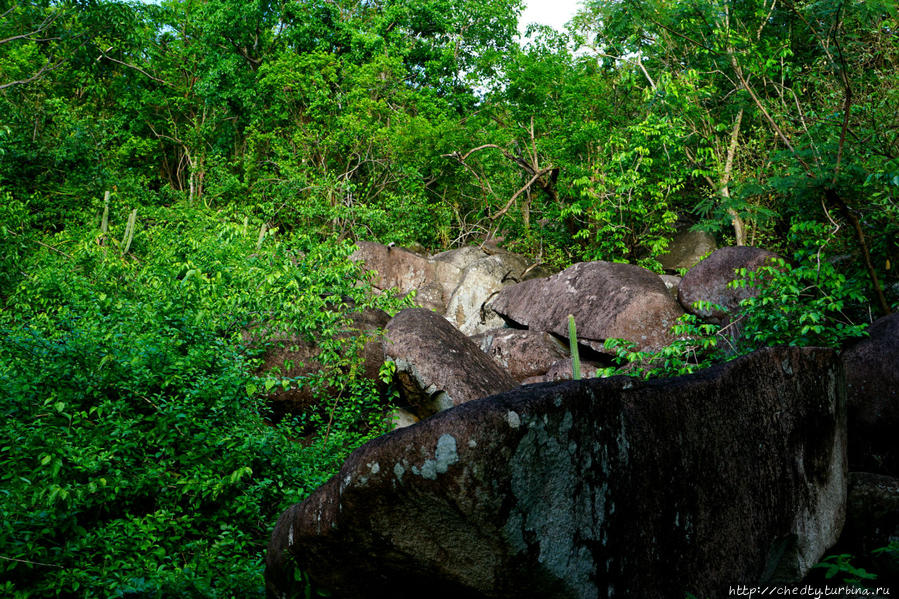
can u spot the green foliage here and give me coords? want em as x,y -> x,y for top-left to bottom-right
600,309 -> 725,380
731,222 -> 870,351
814,553 -> 879,588
1,0 -> 896,594
0,192 -> 34,297
567,109 -> 683,267
0,204 -> 403,597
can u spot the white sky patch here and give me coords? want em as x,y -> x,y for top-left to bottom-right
518,0 -> 582,36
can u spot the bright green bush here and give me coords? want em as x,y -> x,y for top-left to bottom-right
0,204 -> 404,597
730,221 -> 870,351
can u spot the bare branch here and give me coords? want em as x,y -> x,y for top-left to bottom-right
442,144 -> 502,162
490,167 -> 555,222
721,108 -> 743,189
590,49 -> 657,89
728,52 -> 813,175
0,9 -> 60,46
99,52 -> 174,88
0,555 -> 63,569
4,229 -> 73,259
828,1 -> 853,186
756,0 -> 778,40
781,0 -> 837,67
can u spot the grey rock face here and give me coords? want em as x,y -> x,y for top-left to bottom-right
492,261 -> 685,353
430,246 -> 490,272
470,328 -> 570,382
266,347 -> 846,599
382,308 -> 518,418
842,313 -> 899,476
659,274 -> 681,299
351,242 -> 537,326
658,229 -> 718,272
445,253 -> 531,335
677,246 -> 781,324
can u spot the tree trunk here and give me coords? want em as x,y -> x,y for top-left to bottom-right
721,109 -> 746,246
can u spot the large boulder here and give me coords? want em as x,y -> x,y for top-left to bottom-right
351,241 -> 460,312
351,241 -> 433,294
382,308 -> 518,418
445,253 -> 531,335
658,230 -> 717,272
842,313 -> 899,476
470,328 -> 570,382
430,246 -> 490,272
492,261 -> 684,353
678,246 -> 781,324
266,347 -> 847,599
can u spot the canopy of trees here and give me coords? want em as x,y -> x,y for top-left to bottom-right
1,0 -> 896,596
2,1 -> 897,283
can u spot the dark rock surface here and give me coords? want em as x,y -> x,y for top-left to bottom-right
658,229 -> 717,272
266,347 -> 846,599
521,357 -> 604,385
382,308 -> 518,418
677,246 -> 781,324
842,313 -> 899,476
841,472 -> 899,581
492,261 -> 684,353
470,328 -> 569,382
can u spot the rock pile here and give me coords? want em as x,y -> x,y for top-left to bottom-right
263,238 -> 898,599
266,347 -> 847,599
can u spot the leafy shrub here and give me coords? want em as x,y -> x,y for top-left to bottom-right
0,204 -> 403,597
730,221 -> 870,351
813,553 -> 879,588
600,310 -> 726,379
601,222 -> 869,379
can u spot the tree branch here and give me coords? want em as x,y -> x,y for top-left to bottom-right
0,54 -> 65,90
0,10 -> 60,46
490,167 -> 555,221
728,52 -> 812,175
99,51 -> 174,88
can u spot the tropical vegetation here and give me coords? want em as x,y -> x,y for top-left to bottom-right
1,0 -> 896,595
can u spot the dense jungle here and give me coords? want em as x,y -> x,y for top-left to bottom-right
1,0 -> 897,596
